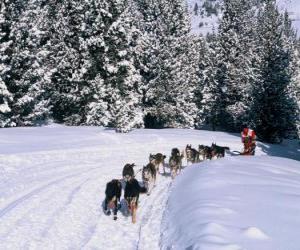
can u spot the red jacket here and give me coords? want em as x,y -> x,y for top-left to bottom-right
241,128 -> 256,143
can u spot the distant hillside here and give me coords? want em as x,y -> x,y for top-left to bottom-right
187,0 -> 222,35
187,0 -> 300,35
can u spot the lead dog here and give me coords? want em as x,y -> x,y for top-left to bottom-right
211,143 -> 230,158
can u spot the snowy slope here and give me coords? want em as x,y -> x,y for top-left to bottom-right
187,0 -> 300,35
187,0 -> 222,35
277,0 -> 300,32
0,125 -> 299,249
161,156 -> 300,250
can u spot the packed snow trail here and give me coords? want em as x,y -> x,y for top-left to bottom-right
0,125 -> 299,249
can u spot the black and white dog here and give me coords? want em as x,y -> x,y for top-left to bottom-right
122,163 -> 135,181
211,143 -> 230,159
104,179 -> 122,220
124,178 -> 147,223
142,163 -> 157,195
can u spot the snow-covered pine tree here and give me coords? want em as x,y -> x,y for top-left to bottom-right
7,0 -> 51,126
292,41 -> 300,138
215,0 -> 259,131
82,0 -> 143,132
282,10 -> 300,139
102,2 -> 143,132
0,1 -> 14,127
134,0 -> 199,128
196,33 -> 225,131
250,0 -> 298,143
132,0 -> 165,128
47,0 -> 95,125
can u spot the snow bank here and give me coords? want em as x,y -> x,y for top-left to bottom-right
161,156 -> 300,250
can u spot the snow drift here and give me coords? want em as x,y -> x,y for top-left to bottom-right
161,156 -> 300,250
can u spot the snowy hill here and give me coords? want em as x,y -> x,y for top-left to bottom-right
161,156 -> 300,250
187,0 -> 222,35
187,0 -> 300,35
0,126 -> 299,249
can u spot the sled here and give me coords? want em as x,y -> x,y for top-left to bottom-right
232,151 -> 253,156
232,141 -> 256,156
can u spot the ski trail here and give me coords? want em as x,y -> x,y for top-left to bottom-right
40,177 -> 92,238
0,167 -> 99,218
81,172 -> 173,250
136,176 -> 172,250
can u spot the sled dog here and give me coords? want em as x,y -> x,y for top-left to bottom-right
149,153 -> 166,174
104,179 -> 122,220
169,148 -> 183,179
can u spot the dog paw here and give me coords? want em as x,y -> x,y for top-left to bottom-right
105,210 -> 111,216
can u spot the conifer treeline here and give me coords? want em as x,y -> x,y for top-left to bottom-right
0,0 -> 299,142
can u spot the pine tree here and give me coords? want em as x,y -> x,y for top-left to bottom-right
134,0 -> 199,128
282,11 -> 300,139
83,0 -> 143,132
0,1 -> 14,127
196,33 -> 224,131
48,0 -> 96,125
250,1 -> 298,143
215,0 -> 259,131
292,42 -> 300,138
7,0 -> 51,126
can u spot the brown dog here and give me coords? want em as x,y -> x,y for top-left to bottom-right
124,178 -> 147,223
185,145 -> 200,165
169,148 -> 183,179
149,153 -> 166,174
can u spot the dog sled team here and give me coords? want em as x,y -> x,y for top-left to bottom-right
104,143 -> 230,223
104,125 -> 257,223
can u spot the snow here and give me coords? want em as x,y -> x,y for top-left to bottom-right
187,0 -> 300,35
0,125 -> 299,249
277,0 -> 300,32
161,156 -> 300,250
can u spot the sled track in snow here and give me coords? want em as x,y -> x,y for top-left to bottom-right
136,177 -> 172,250
0,167 -> 100,218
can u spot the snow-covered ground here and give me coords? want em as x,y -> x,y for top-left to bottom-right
0,125 -> 299,249
187,0 -> 300,35
161,157 -> 300,250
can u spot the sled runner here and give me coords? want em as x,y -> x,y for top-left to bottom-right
232,150 -> 254,156
232,143 -> 256,156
